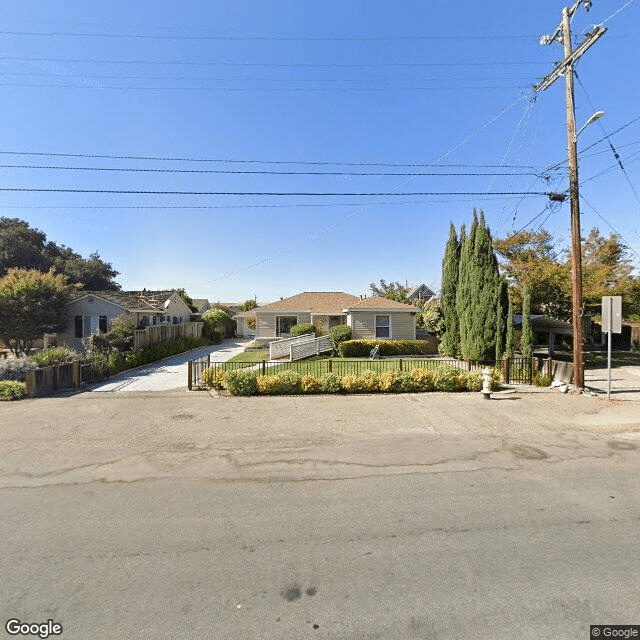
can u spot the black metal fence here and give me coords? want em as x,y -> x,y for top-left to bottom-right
188,356 -> 498,390
79,362 -> 109,386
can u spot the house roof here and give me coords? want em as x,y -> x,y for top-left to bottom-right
344,296 -> 417,311
69,290 -> 188,313
407,284 -> 436,299
257,292 -> 361,314
513,314 -> 572,330
191,298 -> 210,312
234,311 -> 257,319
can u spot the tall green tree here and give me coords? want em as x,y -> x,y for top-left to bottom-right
495,276 -> 508,362
438,222 -> 461,357
521,285 -> 533,359
505,295 -> 515,359
0,268 -> 73,355
456,211 -> 502,361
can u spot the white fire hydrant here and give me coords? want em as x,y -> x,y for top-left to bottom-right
481,367 -> 492,400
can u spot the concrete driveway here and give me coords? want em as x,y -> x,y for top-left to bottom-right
88,338 -> 252,393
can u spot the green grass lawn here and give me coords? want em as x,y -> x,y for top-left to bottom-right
226,351 -> 269,363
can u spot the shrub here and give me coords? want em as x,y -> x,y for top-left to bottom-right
340,373 -> 361,393
329,325 -> 352,349
338,339 -> 434,358
0,380 -> 27,400
319,372 -> 341,394
465,370 -> 483,392
411,368 -> 436,391
300,374 -> 321,394
256,375 -> 281,395
532,371 -> 552,387
377,370 -> 397,392
201,367 -> 227,389
359,369 -> 379,392
433,364 -> 466,391
276,370 -> 302,394
290,323 -> 315,337
0,358 -> 38,381
395,371 -> 421,392
490,368 -> 502,391
30,347 -> 78,367
202,308 -> 236,340
222,370 -> 258,396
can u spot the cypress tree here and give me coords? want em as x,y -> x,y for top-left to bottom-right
457,211 -> 501,361
522,285 -> 533,359
505,293 -> 515,359
495,276 -> 508,362
438,222 -> 461,357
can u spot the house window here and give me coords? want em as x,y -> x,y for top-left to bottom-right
375,315 -> 390,338
99,316 -> 108,333
276,316 -> 298,336
75,316 -> 83,338
75,315 -> 106,338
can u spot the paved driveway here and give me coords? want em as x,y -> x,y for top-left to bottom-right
88,339 -> 252,393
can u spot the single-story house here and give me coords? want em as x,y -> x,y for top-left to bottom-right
253,291 -> 417,343
49,290 -> 193,352
407,283 -> 436,303
513,314 -> 573,355
234,311 -> 257,338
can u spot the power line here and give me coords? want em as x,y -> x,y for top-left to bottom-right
0,163 -> 544,177
0,29 -> 539,41
0,56 -> 553,68
0,81 -> 525,91
0,187 -> 550,196
0,149 -> 543,169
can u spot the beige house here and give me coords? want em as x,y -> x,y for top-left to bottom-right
52,290 -> 193,352
253,291 -> 417,343
344,296 -> 417,340
234,311 -> 257,338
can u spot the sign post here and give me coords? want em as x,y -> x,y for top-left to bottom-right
601,296 -> 622,400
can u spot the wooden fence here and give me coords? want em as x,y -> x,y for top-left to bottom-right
133,321 -> 203,351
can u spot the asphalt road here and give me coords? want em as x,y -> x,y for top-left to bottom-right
2,388 -> 640,639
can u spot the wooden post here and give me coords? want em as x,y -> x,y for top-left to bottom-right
261,360 -> 266,375
328,359 -> 333,373
72,360 -> 81,388
502,357 -> 510,384
188,360 -> 193,390
399,358 -> 403,372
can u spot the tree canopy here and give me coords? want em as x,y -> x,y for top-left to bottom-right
0,268 -> 74,355
0,217 -> 120,290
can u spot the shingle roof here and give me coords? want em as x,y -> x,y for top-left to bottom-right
257,292 -> 361,314
343,296 -> 417,311
69,290 -> 181,312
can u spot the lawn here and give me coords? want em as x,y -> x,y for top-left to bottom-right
226,351 -> 268,363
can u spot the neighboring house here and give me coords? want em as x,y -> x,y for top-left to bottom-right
253,292 -> 417,343
343,296 -> 417,340
513,314 -> 574,355
51,290 -> 193,352
406,283 -> 436,304
234,311 -> 257,338
192,298 -> 211,314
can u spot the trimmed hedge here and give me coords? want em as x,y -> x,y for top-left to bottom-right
290,323 -> 315,337
204,364 -> 502,396
329,325 -> 352,348
338,339 -> 435,358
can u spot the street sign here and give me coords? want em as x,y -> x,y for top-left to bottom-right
601,296 -> 622,334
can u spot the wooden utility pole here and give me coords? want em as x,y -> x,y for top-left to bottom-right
534,1 -> 607,389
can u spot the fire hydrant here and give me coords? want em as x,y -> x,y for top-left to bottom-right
481,367 -> 492,400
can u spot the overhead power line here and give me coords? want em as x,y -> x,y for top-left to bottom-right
0,187 -> 549,196
0,56 -> 552,68
0,149 -> 543,169
0,163 -> 544,177
0,29 -> 538,41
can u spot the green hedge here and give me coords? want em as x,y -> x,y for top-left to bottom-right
329,325 -> 352,347
207,364 -> 501,396
290,323 -> 315,337
338,339 -> 435,358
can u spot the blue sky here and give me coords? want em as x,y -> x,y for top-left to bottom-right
1,0 -> 639,303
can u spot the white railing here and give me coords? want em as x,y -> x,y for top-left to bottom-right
269,334 -> 316,360
290,335 -> 334,361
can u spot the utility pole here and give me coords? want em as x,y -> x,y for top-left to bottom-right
534,1 -> 606,389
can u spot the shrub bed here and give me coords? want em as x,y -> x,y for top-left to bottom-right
0,358 -> 38,382
0,380 -> 27,400
30,347 -> 78,367
290,323 -> 315,337
338,339 -> 435,358
203,364 -> 502,396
